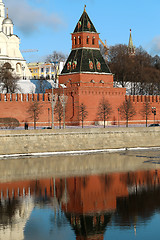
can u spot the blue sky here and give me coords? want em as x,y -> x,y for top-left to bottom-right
4,0 -> 160,62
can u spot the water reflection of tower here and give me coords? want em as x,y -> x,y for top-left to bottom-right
58,174 -> 128,240
1,169 -> 160,239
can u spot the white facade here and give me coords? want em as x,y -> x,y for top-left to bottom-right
0,0 -> 31,79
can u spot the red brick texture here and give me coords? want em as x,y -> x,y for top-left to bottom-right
1,83 -> 160,127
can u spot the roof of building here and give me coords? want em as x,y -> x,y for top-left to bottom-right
2,17 -> 13,25
61,48 -> 111,74
66,212 -> 111,238
128,29 -> 134,48
128,29 -> 135,56
73,7 -> 97,33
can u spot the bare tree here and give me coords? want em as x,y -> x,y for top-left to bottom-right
46,51 -> 66,63
119,99 -> 136,127
27,101 -> 42,129
79,103 -> 88,128
0,63 -> 19,93
97,98 -> 112,128
59,94 -> 68,129
39,79 -> 48,93
55,98 -> 63,129
108,44 -> 160,95
140,101 -> 151,127
108,44 -> 130,88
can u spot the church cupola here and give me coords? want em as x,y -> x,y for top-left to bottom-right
128,29 -> 135,56
61,6 -> 111,75
2,8 -> 13,35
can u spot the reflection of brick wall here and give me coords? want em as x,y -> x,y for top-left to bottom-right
1,169 -> 160,206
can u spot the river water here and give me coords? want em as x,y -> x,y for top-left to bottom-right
1,150 -> 160,240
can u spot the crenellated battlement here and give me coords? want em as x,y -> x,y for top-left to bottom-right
125,95 -> 160,103
0,93 -> 51,102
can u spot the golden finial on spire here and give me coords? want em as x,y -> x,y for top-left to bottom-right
84,5 -> 86,12
7,8 -> 8,18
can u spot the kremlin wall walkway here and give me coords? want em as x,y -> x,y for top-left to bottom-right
0,127 -> 160,158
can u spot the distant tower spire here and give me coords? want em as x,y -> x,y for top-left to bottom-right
128,29 -> 135,56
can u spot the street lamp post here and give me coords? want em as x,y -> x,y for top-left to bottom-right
50,84 -> 57,129
118,108 -> 119,127
62,86 -> 65,129
59,84 -> 68,129
152,107 -> 156,124
48,108 -> 50,125
49,61 -> 60,129
51,86 -> 54,129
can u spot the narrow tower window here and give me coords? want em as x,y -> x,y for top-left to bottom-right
74,37 -> 77,45
92,37 -> 95,45
78,36 -> 81,45
86,36 -> 89,44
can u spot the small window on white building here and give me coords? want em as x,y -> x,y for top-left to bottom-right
41,68 -> 44,73
16,63 -> 21,73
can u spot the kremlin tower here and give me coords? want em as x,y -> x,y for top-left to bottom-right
58,6 -> 126,126
61,6 -> 111,75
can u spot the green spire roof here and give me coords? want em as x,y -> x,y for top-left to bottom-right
73,7 -> 97,33
60,7 -> 111,75
61,48 -> 111,74
128,29 -> 134,48
128,29 -> 135,55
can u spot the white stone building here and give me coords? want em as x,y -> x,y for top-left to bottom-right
0,0 -> 31,79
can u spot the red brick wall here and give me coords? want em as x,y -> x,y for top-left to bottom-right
0,89 -> 160,127
58,73 -> 126,125
0,93 -> 51,128
125,95 -> 160,125
60,73 -> 114,87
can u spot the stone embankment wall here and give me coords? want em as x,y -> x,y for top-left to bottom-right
0,127 -> 160,156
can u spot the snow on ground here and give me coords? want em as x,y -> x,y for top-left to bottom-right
0,79 -> 57,94
17,79 -> 56,93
